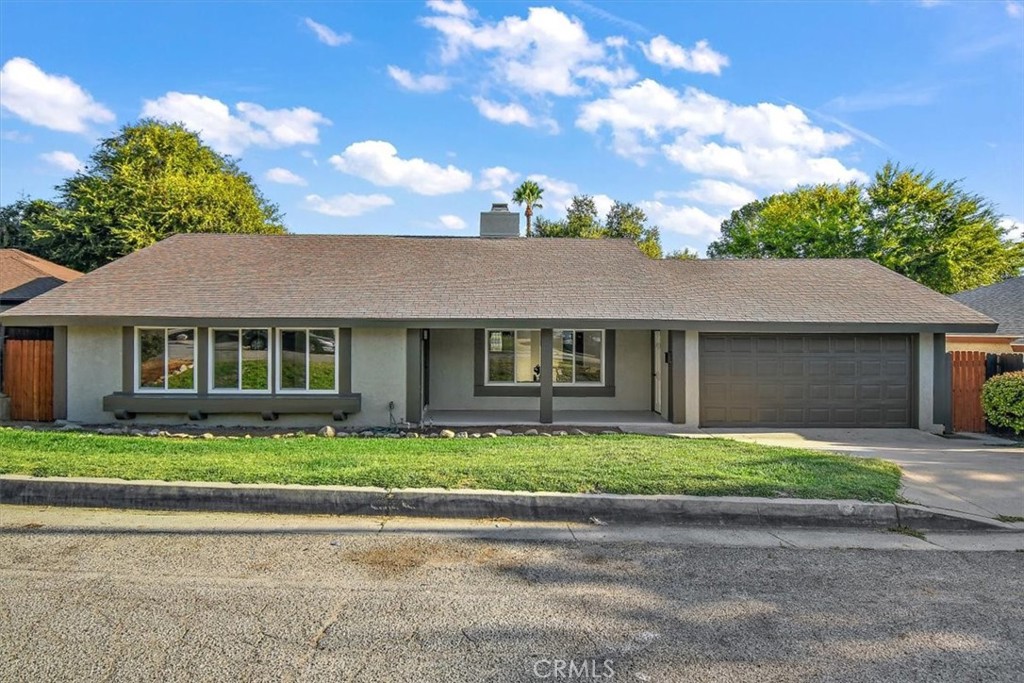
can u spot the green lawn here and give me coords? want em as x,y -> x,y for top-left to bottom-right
0,429 -> 901,501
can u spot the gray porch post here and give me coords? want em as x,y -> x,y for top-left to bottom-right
540,328 -> 553,424
405,328 -> 423,424
53,326 -> 68,420
933,333 -> 951,433
669,330 -> 686,424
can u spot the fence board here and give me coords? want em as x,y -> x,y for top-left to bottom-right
2,339 -> 54,422
950,350 -> 987,433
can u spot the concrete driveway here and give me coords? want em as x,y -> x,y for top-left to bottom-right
703,429 -> 1024,520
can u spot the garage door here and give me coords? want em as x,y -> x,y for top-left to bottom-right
700,334 -> 912,428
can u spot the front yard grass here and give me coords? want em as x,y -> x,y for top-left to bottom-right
0,429 -> 901,501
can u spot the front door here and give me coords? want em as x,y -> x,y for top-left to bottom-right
653,331 -> 662,414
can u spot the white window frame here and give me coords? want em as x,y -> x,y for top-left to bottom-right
135,326 -> 198,393
484,328 -> 605,386
276,328 -> 339,394
208,328 -> 272,394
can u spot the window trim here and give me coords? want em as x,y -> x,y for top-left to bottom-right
208,328 -> 272,394
276,327 -> 340,394
483,328 -> 605,387
135,326 -> 198,393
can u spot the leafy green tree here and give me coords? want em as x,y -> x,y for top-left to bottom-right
666,248 -> 699,260
707,162 -> 1023,293
606,201 -> 662,258
534,195 -> 665,258
511,180 -> 544,237
0,197 -> 59,251
31,119 -> 285,272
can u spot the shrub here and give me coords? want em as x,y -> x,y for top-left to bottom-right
981,371 -> 1024,434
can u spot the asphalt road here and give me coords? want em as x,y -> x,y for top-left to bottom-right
1,508 -> 1022,683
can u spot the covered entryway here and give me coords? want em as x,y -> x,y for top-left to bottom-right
699,333 -> 913,428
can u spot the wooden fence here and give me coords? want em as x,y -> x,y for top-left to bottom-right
2,339 -> 54,422
949,351 -> 1024,433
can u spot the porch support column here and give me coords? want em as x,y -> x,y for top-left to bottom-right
668,330 -> 686,424
405,328 -> 423,424
917,332 -> 942,433
196,328 -> 209,395
932,333 -> 951,434
540,328 -> 553,424
684,330 -> 700,429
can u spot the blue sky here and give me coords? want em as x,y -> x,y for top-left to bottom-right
1,0 -> 1022,254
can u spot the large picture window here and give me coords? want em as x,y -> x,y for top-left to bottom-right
485,329 -> 603,385
278,328 -> 338,392
136,327 -> 196,392
210,329 -> 270,392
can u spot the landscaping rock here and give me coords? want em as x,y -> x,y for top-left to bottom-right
439,429 -> 456,438
454,431 -> 469,439
385,433 -> 401,438
20,425 -> 34,431
272,434 -> 283,439
405,432 -> 420,438
470,433 -> 481,438
147,429 -> 160,437
524,429 -> 539,436
58,423 -> 83,432
495,429 -> 513,436
539,432 -> 552,437
201,433 -> 215,440
244,434 -> 252,439
552,430 -> 568,437
130,429 -> 146,437
335,431 -> 349,438
97,428 -> 121,436
317,426 -> 336,438
570,429 -> 588,436
482,432 -> 497,438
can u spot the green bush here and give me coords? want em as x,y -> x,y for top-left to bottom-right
981,371 -> 1024,434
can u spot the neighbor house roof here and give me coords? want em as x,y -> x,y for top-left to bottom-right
950,277 -> 1024,342
0,234 -> 996,332
0,249 -> 82,305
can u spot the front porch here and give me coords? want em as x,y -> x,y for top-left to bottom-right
423,409 -> 668,427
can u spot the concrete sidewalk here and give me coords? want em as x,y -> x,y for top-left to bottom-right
631,427 -> 1024,521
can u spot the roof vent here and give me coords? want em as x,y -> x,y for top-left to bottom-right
480,204 -> 520,238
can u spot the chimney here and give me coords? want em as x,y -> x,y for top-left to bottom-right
479,203 -> 520,238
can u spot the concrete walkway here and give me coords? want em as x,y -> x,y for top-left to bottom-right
691,428 -> 1024,520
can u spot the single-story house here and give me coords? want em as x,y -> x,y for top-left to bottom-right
0,206 -> 996,431
948,277 -> 1024,353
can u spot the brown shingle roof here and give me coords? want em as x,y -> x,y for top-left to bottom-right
0,234 -> 996,330
0,249 -> 82,303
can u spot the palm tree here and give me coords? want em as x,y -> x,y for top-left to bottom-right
512,180 -> 544,237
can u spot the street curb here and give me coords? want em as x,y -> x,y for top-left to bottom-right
0,475 -> 1014,531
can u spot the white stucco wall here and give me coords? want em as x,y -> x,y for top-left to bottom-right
350,327 -> 407,426
427,328 -> 652,412
67,325 -> 121,424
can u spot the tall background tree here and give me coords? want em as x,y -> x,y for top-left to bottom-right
707,162 -> 1023,293
535,195 -> 664,258
511,180 -> 544,237
3,119 -> 285,272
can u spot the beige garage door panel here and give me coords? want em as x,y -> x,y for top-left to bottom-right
700,334 -> 912,428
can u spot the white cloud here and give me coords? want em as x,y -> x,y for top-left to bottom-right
235,102 -> 330,145
387,66 -> 451,93
999,217 -> 1023,241
639,201 -> 723,238
471,96 -> 558,132
640,36 -> 729,75
141,93 -> 330,155
526,173 -> 579,215
438,214 -> 467,230
0,57 -> 115,133
824,83 -> 939,112
478,166 -> 520,191
426,0 -> 474,18
592,193 -> 615,218
304,193 -> 394,217
264,167 -> 307,185
304,18 -> 351,46
329,140 -> 473,195
1007,1 -> 1023,19
666,179 -> 758,208
39,150 -> 84,173
1,130 -> 32,142
577,79 -> 865,188
421,5 -> 633,97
